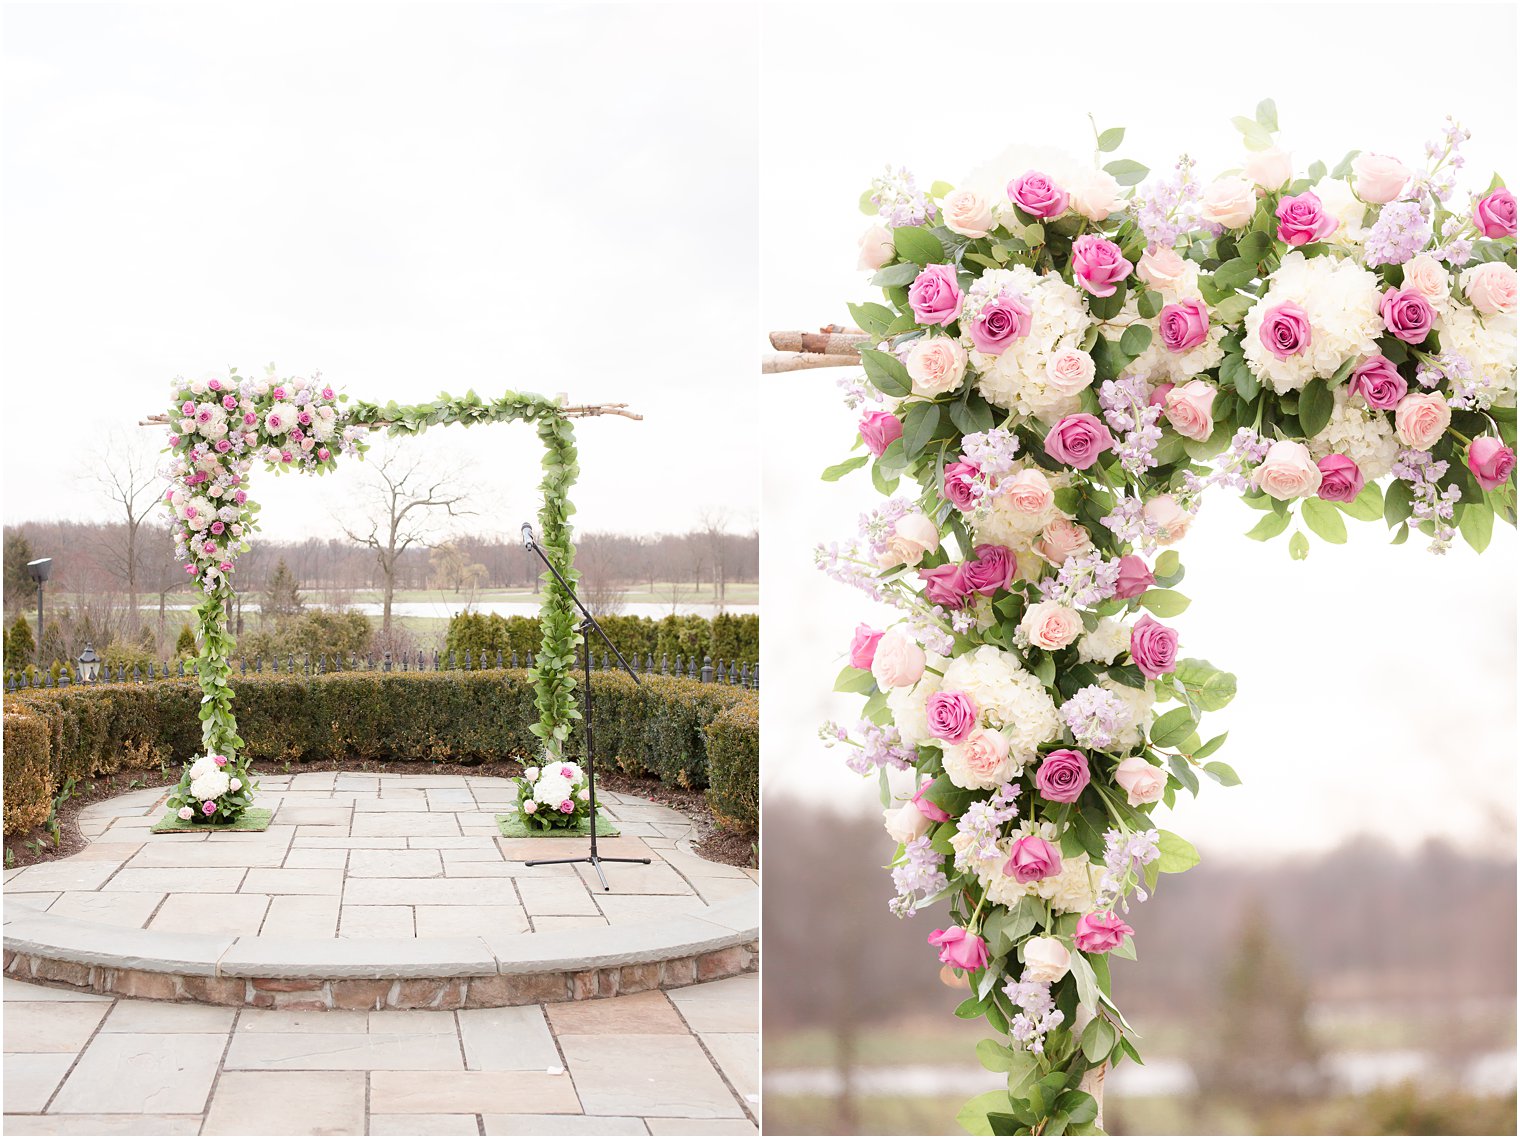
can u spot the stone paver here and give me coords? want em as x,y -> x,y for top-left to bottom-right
50,1032 -> 226,1113
202,1071 -> 366,1136
3,1001 -> 111,1051
557,1033 -> 743,1118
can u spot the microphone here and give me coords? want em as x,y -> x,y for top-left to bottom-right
520,522 -> 536,550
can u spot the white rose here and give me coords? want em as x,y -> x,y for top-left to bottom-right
1137,248 -> 1189,293
858,224 -> 894,271
941,188 -> 995,239
1462,262 -> 1517,316
1044,350 -> 1096,397
1351,153 -> 1411,204
876,513 -> 940,569
1069,168 -> 1122,222
1199,176 -> 1256,228
883,801 -> 933,845
1019,600 -> 1083,651
906,337 -> 969,397
1402,254 -> 1451,303
1243,146 -> 1293,190
1021,936 -> 1071,983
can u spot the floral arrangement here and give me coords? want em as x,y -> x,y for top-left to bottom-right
821,103 -> 1514,1136
161,379 -> 586,823
515,760 -> 593,830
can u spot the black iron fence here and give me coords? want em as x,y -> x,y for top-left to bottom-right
6,649 -> 758,693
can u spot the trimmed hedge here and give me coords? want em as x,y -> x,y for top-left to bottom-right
444,612 -> 758,669
2,670 -> 758,837
705,702 -> 759,834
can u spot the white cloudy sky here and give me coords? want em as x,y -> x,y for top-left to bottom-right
759,2 -> 1518,856
0,2 -> 759,543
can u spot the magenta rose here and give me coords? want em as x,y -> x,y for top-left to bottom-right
1474,188 -> 1517,238
920,562 -> 970,609
1071,235 -> 1134,298
859,411 -> 902,456
1380,287 -> 1434,344
911,777 -> 952,823
1008,170 -> 1070,219
1158,298 -> 1210,353
1113,554 -> 1154,601
968,292 -> 1032,355
1275,191 -> 1339,246
926,690 -> 979,743
1034,749 -> 1091,804
943,461 -> 980,511
1130,613 -> 1178,679
1074,910 -> 1135,954
964,544 -> 1016,597
1349,355 -> 1408,410
848,624 -> 884,670
1043,413 -> 1115,470
1468,436 -> 1516,490
1259,301 -> 1313,359
929,925 -> 989,971
907,263 -> 963,327
1316,454 -> 1365,503
1004,835 -> 1062,883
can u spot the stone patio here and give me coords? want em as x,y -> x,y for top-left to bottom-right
1,972 -> 758,1135
2,774 -> 758,1009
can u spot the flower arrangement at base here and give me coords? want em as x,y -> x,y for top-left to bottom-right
163,753 -> 258,824
824,102 -> 1513,1136
515,761 -> 594,830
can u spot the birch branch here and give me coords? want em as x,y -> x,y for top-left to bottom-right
138,401 -> 643,427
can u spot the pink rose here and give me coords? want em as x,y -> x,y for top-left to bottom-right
1401,254 -> 1450,302
948,728 -> 1011,789
943,461 -> 980,512
1463,262 -> 1517,316
1275,191 -> 1339,245
523,801 -> 537,814
1036,517 -> 1094,564
1043,413 -> 1115,470
941,188 -> 995,239
912,777 -> 952,822
318,448 -> 331,461
1035,749 -> 1090,804
926,691 -> 979,743
848,624 -> 883,670
1163,380 -> 1217,442
1071,235 -> 1133,298
1252,439 -> 1323,500
1394,392 -> 1451,450
908,264 -> 963,327
1008,170 -> 1069,219
1351,154 -> 1411,204
1473,188 -> 1517,238
1143,494 -> 1192,544
857,223 -> 894,270
1468,436 -> 1516,490
202,801 -> 218,815
906,336 -> 969,396
859,411 -> 902,457
1074,910 -> 1135,954
919,562 -> 970,609
1002,469 -> 1054,518
1259,302 -> 1312,358
870,630 -> 926,689
214,755 -> 228,766
1114,756 -> 1167,807
968,292 -> 1032,355
1158,298 -> 1210,353
210,521 -> 225,535
1200,175 -> 1257,228
1069,168 -> 1122,221
1113,555 -> 1154,600
929,925 -> 989,971
1244,146 -> 1292,190
1045,350 -> 1096,398
1020,600 -> 1083,651
222,394 -> 238,411
1380,287 -> 1434,344
1148,381 -> 1174,408
1316,454 -> 1365,503
1004,835 -> 1062,883
559,799 -> 574,814
1137,248 -> 1189,293
964,545 -> 1015,597
1130,613 -> 1178,679
879,513 -> 940,568
1349,355 -> 1408,409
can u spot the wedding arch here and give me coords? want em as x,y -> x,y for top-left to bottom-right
783,103 -> 1515,1134
145,377 -> 639,824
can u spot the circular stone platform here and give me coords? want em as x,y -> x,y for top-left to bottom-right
2,773 -> 757,1010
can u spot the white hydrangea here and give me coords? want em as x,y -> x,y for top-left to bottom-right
1077,617 -> 1131,665
264,401 -> 299,435
939,645 -> 1060,772
196,404 -> 229,439
190,769 -> 230,801
188,755 -> 217,780
532,773 -> 572,806
886,661 -> 943,748
1441,305 -> 1518,408
1308,388 -> 1400,480
1033,849 -> 1097,914
1124,321 -> 1228,386
1308,178 -> 1369,248
1242,252 -> 1385,392
966,267 -> 1093,419
182,496 -> 214,531
1099,677 -> 1156,751
949,822 -> 1096,913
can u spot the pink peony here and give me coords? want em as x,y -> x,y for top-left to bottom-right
1074,910 -> 1135,954
929,925 -> 990,971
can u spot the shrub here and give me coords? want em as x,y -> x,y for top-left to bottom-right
2,670 -> 758,837
6,614 -> 35,670
174,623 -> 197,657
706,701 -> 759,831
239,608 -> 373,666
444,612 -> 759,672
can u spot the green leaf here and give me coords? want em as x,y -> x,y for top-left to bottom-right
1301,497 -> 1348,543
1202,760 -> 1241,785
1069,952 -> 1100,1016
1150,709 -> 1195,749
833,666 -> 875,694
1103,159 -> 1150,187
1337,481 -> 1384,521
1156,829 -> 1200,874
1383,478 -> 1414,527
976,1038 -> 1019,1074
957,1091 -> 1014,1137
859,347 -> 912,397
950,390 -> 996,435
1119,324 -> 1152,357
1298,378 -> 1334,437
1288,530 -> 1310,560
1460,501 -> 1494,553
1138,589 -> 1190,617
1081,1018 -> 1117,1064
821,455 -> 869,482
1096,126 -> 1125,153
1211,258 -> 1257,292
901,401 -> 941,461
1153,550 -> 1180,578
894,227 -> 946,266
1244,509 -> 1290,541
869,261 -> 920,288
1193,733 -> 1229,761
1232,116 -> 1275,151
1174,658 -> 1238,711
1137,290 -> 1163,319
847,301 -> 896,339
1255,98 -> 1279,132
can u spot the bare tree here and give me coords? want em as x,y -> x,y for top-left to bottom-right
575,531 -> 628,617
88,430 -> 166,637
697,506 -> 732,603
339,445 -> 473,636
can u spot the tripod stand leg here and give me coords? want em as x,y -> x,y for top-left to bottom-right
590,857 -> 610,892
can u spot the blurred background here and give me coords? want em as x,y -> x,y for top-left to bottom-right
758,3 -> 1517,1134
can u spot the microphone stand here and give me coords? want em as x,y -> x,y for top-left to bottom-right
519,525 -> 652,891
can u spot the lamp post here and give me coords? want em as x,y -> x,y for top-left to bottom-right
76,642 -> 101,683
26,558 -> 51,666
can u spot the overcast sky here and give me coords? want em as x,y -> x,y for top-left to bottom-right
1,3 -> 759,544
759,2 -> 1518,857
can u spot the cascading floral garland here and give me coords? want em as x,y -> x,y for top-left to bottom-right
162,376 -> 583,823
819,103 -> 1515,1136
